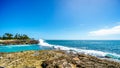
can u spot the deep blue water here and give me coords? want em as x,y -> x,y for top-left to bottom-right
46,40 -> 120,55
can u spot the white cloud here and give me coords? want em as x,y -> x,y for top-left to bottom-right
89,25 -> 120,36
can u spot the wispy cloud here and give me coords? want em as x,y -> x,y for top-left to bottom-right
89,25 -> 120,36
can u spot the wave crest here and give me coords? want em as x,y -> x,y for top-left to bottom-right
39,39 -> 120,60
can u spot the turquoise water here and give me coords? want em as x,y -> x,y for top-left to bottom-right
0,45 -> 41,52
0,40 -> 120,60
0,44 -> 50,52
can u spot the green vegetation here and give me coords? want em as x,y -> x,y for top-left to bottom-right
0,33 -> 39,45
0,33 -> 30,40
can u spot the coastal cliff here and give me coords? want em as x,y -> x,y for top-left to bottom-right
0,50 -> 120,68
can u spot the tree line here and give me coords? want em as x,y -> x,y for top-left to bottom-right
0,33 -> 30,40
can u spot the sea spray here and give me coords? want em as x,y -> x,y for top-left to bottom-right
39,39 -> 53,47
39,39 -> 120,61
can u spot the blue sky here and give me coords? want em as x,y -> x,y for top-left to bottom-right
0,0 -> 120,40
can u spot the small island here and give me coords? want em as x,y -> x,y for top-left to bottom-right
0,33 -> 39,45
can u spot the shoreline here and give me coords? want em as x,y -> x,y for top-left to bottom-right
62,49 -> 120,63
0,40 -> 39,45
0,50 -> 120,68
1,42 -> 120,62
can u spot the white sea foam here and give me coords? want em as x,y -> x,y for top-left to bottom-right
39,39 -> 120,60
4,45 -> 32,48
39,39 -> 53,47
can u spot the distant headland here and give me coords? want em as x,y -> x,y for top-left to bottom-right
0,33 -> 39,45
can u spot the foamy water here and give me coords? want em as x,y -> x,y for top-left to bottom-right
39,39 -> 120,60
0,39 -> 120,61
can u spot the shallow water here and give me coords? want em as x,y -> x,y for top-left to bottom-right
0,44 -> 50,52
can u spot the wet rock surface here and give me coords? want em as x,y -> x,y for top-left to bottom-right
0,50 -> 120,68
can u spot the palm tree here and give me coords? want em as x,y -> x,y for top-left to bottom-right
14,34 -> 30,40
3,33 -> 13,39
0,36 -> 2,39
14,33 -> 20,39
22,34 -> 30,40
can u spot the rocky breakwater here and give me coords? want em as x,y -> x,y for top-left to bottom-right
0,50 -> 120,68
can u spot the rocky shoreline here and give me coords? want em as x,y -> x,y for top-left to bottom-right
0,50 -> 120,68
0,40 -> 39,45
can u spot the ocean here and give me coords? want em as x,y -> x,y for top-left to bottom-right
0,39 -> 120,61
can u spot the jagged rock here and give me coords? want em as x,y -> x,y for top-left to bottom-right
41,61 -> 48,68
0,50 -> 120,68
0,40 -> 39,45
0,66 -> 4,68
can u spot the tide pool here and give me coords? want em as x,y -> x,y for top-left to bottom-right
0,44 -> 49,52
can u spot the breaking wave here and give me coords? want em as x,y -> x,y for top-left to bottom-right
39,39 -> 120,61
